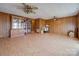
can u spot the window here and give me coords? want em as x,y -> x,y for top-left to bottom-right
12,16 -> 32,33
12,17 -> 24,29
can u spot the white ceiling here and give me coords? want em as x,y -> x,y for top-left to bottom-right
0,3 -> 79,19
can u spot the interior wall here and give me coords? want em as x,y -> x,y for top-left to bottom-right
51,16 -> 77,36
0,12 -> 78,38
32,19 -> 48,32
77,13 -> 79,39
0,12 -> 10,38
32,19 -> 39,32
32,16 -> 77,37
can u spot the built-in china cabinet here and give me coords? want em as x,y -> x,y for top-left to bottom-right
11,15 -> 32,38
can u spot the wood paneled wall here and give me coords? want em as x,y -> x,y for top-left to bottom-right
32,19 -> 46,32
0,11 -> 78,38
32,16 -> 77,37
51,16 -> 77,36
32,19 -> 39,32
77,13 -> 79,39
0,12 -> 10,38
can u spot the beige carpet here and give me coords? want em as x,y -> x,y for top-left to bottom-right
0,33 -> 79,56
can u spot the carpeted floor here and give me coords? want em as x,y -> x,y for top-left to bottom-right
0,33 -> 79,56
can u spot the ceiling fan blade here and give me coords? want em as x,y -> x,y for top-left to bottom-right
22,3 -> 26,7
31,11 -> 36,14
33,7 -> 38,9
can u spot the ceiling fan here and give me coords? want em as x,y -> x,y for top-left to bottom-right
21,3 -> 38,14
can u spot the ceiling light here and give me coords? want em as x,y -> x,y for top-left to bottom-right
22,3 -> 38,14
53,16 -> 57,21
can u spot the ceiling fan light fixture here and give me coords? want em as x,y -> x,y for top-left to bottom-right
22,3 -> 38,14
53,16 -> 57,21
